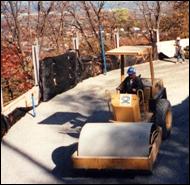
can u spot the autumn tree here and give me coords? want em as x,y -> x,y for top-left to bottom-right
137,1 -> 163,60
1,45 -> 33,104
1,1 -> 35,104
159,1 -> 189,40
67,1 -> 108,55
1,1 -> 24,55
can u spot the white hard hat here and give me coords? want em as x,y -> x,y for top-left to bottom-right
176,37 -> 180,40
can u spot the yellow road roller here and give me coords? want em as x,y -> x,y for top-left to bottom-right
72,46 -> 172,171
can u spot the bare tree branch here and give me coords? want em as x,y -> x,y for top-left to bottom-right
81,1 -> 99,40
137,1 -> 162,59
67,4 -> 95,53
8,1 -> 23,54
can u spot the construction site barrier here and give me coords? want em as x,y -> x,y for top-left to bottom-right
40,51 -> 83,101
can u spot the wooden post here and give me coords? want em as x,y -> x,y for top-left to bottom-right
149,48 -> 155,86
156,29 -> 160,53
121,55 -> 125,82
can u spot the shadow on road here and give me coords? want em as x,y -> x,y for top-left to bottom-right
154,96 -> 189,183
51,97 -> 189,183
2,97 -> 188,183
38,112 -> 87,126
52,143 -> 78,178
160,58 -> 177,64
51,143 -> 151,180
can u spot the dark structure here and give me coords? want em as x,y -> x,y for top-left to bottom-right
40,51 -> 83,101
40,51 -> 119,102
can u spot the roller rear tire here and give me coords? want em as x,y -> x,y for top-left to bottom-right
155,99 -> 172,140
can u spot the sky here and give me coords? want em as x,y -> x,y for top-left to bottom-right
105,1 -> 137,10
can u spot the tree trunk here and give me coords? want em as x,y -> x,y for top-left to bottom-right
152,30 -> 158,60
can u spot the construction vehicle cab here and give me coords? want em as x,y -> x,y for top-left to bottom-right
105,46 -> 172,138
72,45 -> 172,171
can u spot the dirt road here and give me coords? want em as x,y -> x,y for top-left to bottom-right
1,59 -> 189,184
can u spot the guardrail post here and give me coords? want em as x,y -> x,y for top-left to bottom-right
32,44 -> 40,86
72,32 -> 79,50
31,93 -> 36,117
99,25 -> 107,75
32,42 -> 40,111
1,87 -> 3,112
114,30 -> 120,48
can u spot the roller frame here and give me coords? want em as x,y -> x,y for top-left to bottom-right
72,127 -> 162,171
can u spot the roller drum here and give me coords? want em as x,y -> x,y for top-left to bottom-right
78,122 -> 153,157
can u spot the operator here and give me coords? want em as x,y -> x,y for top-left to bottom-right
116,66 -> 143,94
